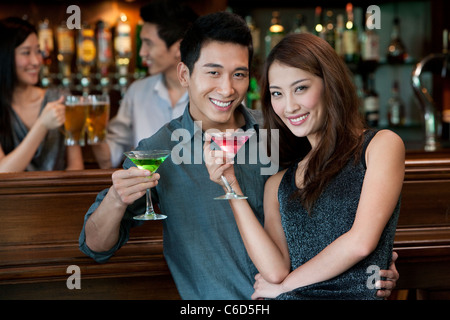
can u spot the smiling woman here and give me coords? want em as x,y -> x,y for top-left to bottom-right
205,33 -> 403,300
0,17 -> 84,172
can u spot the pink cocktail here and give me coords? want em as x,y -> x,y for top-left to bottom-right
209,131 -> 253,200
211,132 -> 249,156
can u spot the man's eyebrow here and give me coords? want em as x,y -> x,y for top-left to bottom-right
203,63 -> 223,68
235,66 -> 250,72
202,64 -> 249,73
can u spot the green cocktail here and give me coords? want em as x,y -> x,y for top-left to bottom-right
129,156 -> 167,173
124,150 -> 171,220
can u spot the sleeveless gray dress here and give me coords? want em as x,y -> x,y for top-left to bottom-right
276,130 -> 400,300
11,88 -> 67,171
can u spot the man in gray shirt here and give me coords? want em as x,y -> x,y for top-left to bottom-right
92,0 -> 197,168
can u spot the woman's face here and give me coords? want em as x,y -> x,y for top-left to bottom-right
268,61 -> 325,147
15,33 -> 42,86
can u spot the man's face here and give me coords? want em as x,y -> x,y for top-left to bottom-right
139,22 -> 181,75
178,41 -> 250,131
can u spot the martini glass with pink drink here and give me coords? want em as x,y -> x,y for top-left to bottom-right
209,130 -> 254,200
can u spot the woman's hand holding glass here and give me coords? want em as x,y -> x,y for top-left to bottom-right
37,95 -> 65,130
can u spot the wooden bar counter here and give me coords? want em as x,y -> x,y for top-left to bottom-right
1,149 -> 450,299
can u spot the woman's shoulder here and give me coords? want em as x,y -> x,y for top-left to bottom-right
366,129 -> 405,166
371,129 -> 404,149
265,168 -> 288,190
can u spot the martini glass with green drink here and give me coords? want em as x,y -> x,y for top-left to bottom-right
124,150 -> 171,220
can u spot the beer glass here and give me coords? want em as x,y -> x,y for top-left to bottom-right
64,95 -> 89,146
86,94 -> 110,144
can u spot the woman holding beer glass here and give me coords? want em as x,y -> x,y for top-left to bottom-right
0,17 -> 84,172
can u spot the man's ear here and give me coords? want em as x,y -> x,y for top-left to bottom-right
177,62 -> 190,88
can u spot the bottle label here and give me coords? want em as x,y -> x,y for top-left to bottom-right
362,33 -> 380,61
98,30 -> 112,63
78,39 -> 96,62
343,30 -> 357,54
114,36 -> 131,55
115,22 -> 132,55
364,96 -> 379,112
57,29 -> 74,54
39,29 -> 54,56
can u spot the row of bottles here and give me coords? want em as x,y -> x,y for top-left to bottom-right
251,3 -> 410,128
439,29 -> 449,141
36,14 -> 145,95
262,3 -> 409,67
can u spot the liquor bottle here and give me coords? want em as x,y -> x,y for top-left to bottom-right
386,18 -> 407,64
334,14 -> 345,59
387,80 -> 405,127
265,11 -> 284,56
38,19 -> 54,77
77,24 -> 96,77
96,20 -> 113,77
441,29 -> 450,140
291,14 -> 308,34
56,23 -> 75,78
246,15 -> 261,55
314,6 -> 325,39
324,10 -> 335,49
342,3 -> 360,64
363,73 -> 379,128
361,12 -> 380,63
114,13 -> 132,76
247,77 -> 261,110
443,77 -> 450,140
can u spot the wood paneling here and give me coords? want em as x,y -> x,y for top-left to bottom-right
0,169 -> 179,299
1,149 -> 450,299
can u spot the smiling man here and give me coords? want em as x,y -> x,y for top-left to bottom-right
80,11 -> 271,300
91,0 -> 198,168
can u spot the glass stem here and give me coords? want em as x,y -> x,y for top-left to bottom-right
221,175 -> 234,194
145,188 -> 155,215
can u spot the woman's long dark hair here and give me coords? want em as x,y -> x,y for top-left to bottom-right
0,17 -> 37,154
261,33 -> 366,213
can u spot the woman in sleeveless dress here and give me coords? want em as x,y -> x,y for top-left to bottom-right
0,17 -> 83,172
204,33 -> 404,300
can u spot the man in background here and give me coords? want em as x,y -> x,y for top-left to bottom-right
92,0 -> 197,168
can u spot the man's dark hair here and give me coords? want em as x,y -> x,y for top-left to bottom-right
180,11 -> 253,73
140,0 -> 198,48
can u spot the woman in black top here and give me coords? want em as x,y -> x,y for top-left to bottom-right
205,33 -> 404,299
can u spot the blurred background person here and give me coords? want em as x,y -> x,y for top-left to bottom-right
92,0 -> 198,168
0,17 -> 84,172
